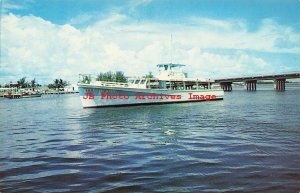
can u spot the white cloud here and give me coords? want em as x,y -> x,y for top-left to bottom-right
69,14 -> 93,26
1,1 -> 25,13
1,13 -> 299,84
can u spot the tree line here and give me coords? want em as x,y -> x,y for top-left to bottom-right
0,71 -> 154,88
96,71 -> 127,82
0,77 -> 68,90
48,79 -> 68,90
0,77 -> 40,90
95,71 -> 153,82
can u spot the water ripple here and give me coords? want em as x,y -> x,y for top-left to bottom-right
1,91 -> 300,192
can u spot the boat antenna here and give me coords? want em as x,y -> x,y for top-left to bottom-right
170,34 -> 173,64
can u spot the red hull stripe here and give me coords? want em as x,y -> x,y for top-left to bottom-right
83,98 -> 223,108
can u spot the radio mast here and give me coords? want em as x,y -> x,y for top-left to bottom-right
170,34 -> 173,64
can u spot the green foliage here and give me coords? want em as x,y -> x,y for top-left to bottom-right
31,78 -> 36,88
82,75 -> 91,83
17,77 -> 28,88
144,72 -> 153,78
48,79 -> 68,89
96,71 -> 127,83
16,77 -> 38,88
2,78 -> 39,89
115,71 -> 127,82
48,84 -> 54,89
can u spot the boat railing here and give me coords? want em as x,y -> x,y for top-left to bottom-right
78,74 -> 129,87
91,81 -> 129,88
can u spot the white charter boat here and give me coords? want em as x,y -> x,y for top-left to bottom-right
78,64 -> 224,108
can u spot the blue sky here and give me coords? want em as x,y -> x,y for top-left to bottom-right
1,0 -> 300,84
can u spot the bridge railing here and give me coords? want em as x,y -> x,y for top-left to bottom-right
213,71 -> 300,81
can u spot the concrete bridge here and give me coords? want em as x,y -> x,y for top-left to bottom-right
214,72 -> 300,92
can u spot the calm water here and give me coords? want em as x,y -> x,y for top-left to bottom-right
1,85 -> 300,192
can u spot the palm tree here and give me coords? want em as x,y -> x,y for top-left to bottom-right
18,77 -> 27,88
50,78 -> 68,92
145,72 -> 153,78
54,79 -> 59,90
60,79 -> 68,89
31,78 -> 36,91
59,79 -> 64,89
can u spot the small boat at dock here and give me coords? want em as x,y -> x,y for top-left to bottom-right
21,91 -> 42,98
4,93 -> 22,99
3,90 -> 42,99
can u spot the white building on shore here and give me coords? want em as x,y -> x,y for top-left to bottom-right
64,83 -> 78,92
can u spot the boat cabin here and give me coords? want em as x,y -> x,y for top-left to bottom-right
128,64 -> 213,90
128,77 -> 159,89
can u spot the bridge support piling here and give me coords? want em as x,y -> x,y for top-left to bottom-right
220,82 -> 232,92
274,79 -> 286,91
244,80 -> 257,91
215,72 -> 299,92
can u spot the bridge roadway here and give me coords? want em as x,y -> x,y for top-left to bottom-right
214,72 -> 300,91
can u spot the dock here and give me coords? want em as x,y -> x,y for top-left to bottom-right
0,90 -> 78,98
43,91 -> 79,95
3,93 -> 22,99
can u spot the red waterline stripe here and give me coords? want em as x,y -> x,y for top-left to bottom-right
83,98 -> 223,108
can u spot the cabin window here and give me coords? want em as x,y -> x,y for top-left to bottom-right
135,80 -> 140,84
140,80 -> 146,84
164,65 -> 168,70
129,80 -> 134,84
